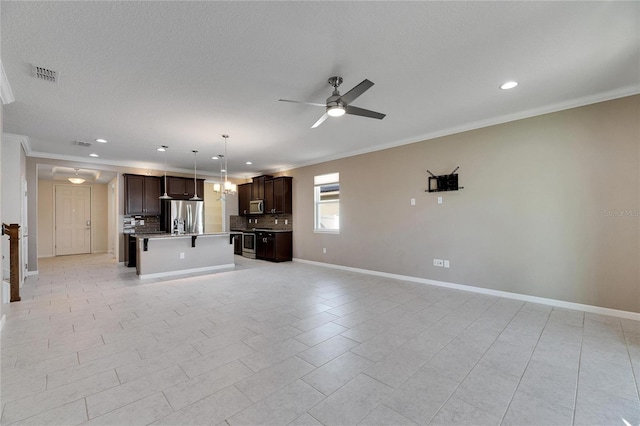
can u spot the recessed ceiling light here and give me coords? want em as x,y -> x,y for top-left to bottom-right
156,146 -> 167,152
95,138 -> 107,143
221,169 -> 227,173
245,161 -> 253,165
89,153 -> 99,157
211,156 -> 219,160
500,81 -> 518,90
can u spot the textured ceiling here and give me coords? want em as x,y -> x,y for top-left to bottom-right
2,1 -> 638,178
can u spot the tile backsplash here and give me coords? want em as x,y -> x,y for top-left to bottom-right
123,215 -> 161,234
230,214 -> 292,231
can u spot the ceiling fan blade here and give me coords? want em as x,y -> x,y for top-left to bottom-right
339,79 -> 374,105
311,112 -> 330,128
345,105 -> 386,120
279,99 -> 325,107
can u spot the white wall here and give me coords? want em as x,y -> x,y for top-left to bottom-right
1,134 -> 26,283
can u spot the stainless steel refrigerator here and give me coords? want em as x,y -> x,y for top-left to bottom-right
161,200 -> 204,234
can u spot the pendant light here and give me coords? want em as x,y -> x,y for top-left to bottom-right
190,150 -> 202,200
214,134 -> 236,195
159,146 -> 172,200
68,168 -> 85,184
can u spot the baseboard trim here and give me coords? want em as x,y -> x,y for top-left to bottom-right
292,258 -> 640,321
137,263 -> 235,280
26,270 -> 39,276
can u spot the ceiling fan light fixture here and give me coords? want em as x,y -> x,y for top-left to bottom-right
327,105 -> 346,117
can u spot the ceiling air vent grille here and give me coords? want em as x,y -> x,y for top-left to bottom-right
32,65 -> 57,83
74,140 -> 92,147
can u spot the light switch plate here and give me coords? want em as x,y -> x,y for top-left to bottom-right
438,196 -> 443,204
411,198 -> 416,206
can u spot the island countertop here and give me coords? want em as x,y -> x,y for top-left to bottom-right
136,232 -> 235,279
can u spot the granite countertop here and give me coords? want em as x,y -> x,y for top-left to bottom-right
232,228 -> 292,233
135,232 -> 230,239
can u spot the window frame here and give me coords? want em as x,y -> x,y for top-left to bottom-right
314,173 -> 340,234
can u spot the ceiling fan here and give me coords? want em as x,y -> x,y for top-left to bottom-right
279,76 -> 386,128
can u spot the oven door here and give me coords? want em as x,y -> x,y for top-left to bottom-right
242,232 -> 256,258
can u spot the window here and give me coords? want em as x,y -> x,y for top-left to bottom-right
314,172 -> 339,233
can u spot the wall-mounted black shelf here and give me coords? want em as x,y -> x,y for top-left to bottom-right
426,167 -> 464,193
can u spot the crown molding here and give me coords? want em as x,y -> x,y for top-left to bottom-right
271,86 -> 640,174
2,133 -> 32,154
15,142 -> 222,179
0,61 -> 15,105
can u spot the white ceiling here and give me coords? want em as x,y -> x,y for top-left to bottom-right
2,1 -> 638,178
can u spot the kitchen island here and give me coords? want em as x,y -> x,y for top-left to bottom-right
136,233 -> 235,279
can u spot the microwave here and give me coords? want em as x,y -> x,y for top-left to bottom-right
249,200 -> 264,215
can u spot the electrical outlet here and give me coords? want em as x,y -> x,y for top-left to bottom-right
180,252 -> 185,259
433,259 -> 444,267
411,198 -> 416,206
444,260 -> 450,268
438,196 -> 443,204
323,248 -> 327,254
275,219 -> 278,224
285,219 -> 288,225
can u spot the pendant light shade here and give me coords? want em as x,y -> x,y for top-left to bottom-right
190,150 -> 202,200
159,146 -> 172,200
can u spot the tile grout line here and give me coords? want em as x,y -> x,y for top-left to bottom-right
571,312 -> 586,426
422,302 -> 525,424
497,304 -> 553,425
622,329 -> 640,406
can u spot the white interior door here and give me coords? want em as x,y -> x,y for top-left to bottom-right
55,185 -> 91,256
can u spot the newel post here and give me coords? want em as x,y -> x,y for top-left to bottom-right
2,223 -> 21,302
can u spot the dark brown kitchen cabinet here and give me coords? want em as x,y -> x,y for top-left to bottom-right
165,177 -> 204,199
124,234 -> 137,267
251,175 -> 272,200
238,183 -> 252,216
124,174 -> 161,215
264,176 -> 292,214
233,234 -> 242,255
255,231 -> 292,262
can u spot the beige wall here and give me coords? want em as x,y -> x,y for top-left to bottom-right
288,95 -> 640,313
37,180 -> 109,256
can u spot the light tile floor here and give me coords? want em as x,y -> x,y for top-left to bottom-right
1,254 -> 639,425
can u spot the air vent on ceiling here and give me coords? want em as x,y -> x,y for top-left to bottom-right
74,140 -> 92,147
32,65 -> 57,83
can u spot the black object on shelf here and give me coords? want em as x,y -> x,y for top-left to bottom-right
426,167 -> 464,192
191,235 -> 197,247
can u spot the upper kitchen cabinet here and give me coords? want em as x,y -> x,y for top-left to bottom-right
251,175 -> 272,200
264,176 -> 293,214
165,176 -> 204,199
124,174 -> 161,215
238,183 -> 252,216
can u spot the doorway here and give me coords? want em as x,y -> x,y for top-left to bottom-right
55,185 -> 92,256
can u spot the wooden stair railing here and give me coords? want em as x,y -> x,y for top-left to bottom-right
1,223 -> 21,302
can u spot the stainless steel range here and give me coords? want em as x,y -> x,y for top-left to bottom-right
242,231 -> 256,259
